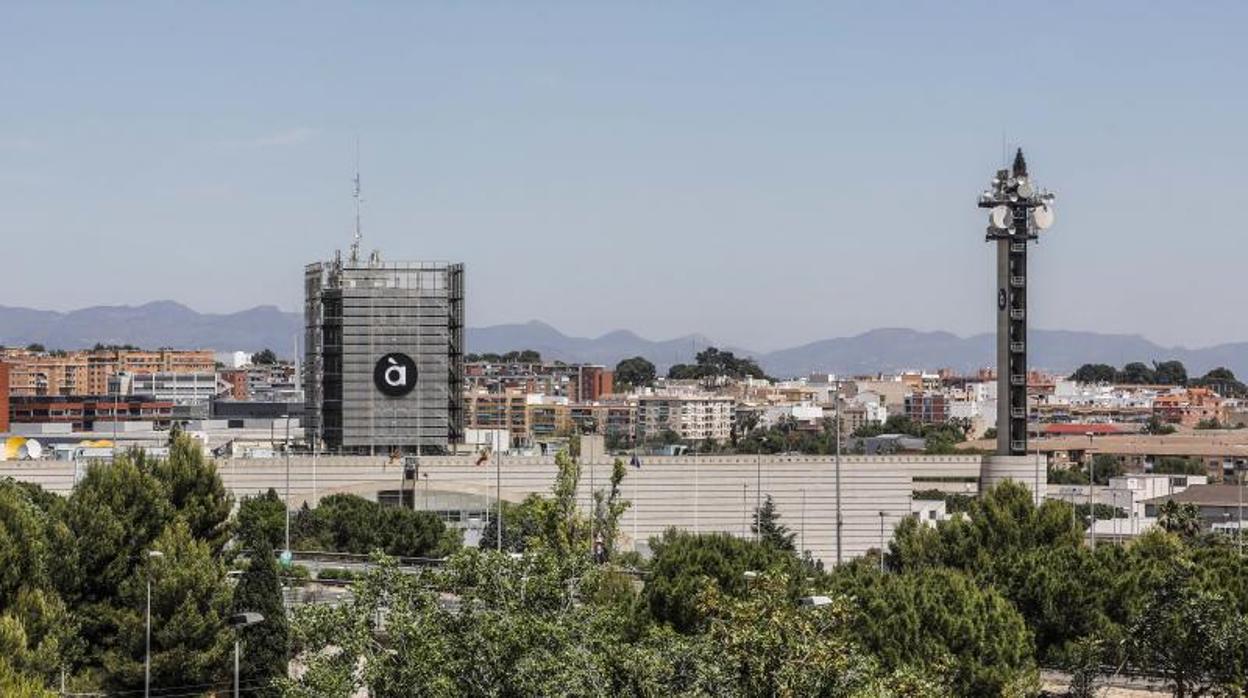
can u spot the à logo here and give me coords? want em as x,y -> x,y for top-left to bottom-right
374,353 -> 418,397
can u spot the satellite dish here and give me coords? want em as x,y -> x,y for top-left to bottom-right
1033,204 -> 1054,230
20,439 -> 42,460
1016,179 -> 1035,198
989,206 -> 1011,229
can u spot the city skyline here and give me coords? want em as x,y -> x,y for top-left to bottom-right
4,3 -> 1247,351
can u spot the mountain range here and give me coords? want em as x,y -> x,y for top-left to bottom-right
3,301 -> 1246,379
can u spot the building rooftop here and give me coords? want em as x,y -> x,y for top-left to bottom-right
1142,484 -> 1245,507
961,431 -> 1248,457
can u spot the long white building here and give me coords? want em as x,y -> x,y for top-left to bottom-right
0,447 -> 1041,564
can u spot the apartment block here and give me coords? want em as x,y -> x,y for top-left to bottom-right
1,348 -> 215,397
1153,388 -> 1223,427
0,362 -> 9,433
904,392 -> 950,425
8,395 -> 174,430
636,395 -> 735,443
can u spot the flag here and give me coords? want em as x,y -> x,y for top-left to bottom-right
630,454 -> 642,469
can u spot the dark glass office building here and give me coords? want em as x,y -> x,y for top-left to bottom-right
304,252 -> 464,454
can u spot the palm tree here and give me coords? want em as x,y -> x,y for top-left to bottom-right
1157,499 -> 1202,538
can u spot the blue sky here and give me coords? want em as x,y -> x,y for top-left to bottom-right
2,2 -> 1245,351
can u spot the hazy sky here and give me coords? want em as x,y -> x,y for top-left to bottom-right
2,3 -> 1245,351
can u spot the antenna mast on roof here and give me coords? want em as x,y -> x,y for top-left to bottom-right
350,138 -> 363,264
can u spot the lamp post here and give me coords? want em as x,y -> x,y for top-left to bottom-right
145,549 -> 164,698
755,443 -> 762,542
835,381 -> 843,565
800,488 -> 807,556
496,446 -> 503,553
284,410 -> 292,558
229,612 -> 265,698
1086,432 -> 1096,547
878,511 -> 886,573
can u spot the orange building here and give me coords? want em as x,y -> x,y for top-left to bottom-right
1153,388 -> 1223,427
575,365 -> 613,402
0,348 -> 214,396
0,362 -> 10,433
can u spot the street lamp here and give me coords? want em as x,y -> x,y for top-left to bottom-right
1086,432 -> 1096,547
145,549 -> 164,698
878,511 -> 886,573
229,612 -> 265,698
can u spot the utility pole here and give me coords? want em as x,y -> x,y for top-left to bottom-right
1087,432 -> 1096,547
978,149 -> 1055,456
284,411 -> 291,556
496,447 -> 503,553
835,380 -> 843,566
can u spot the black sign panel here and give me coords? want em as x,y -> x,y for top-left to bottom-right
374,353 -> 418,397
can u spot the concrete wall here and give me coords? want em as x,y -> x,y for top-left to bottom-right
0,452 -> 1037,565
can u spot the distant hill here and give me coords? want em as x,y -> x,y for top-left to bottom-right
2,302 -> 1246,379
758,328 -> 1248,378
0,301 -> 302,355
466,320 -> 735,369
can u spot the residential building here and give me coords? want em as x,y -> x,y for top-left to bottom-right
0,348 -> 214,396
464,391 -> 531,445
129,372 -> 225,406
636,395 -> 734,443
8,395 -> 174,430
1153,388 -> 1224,427
574,365 -> 613,402
1106,473 -> 1208,519
0,362 -> 9,433
904,392 -> 950,425
1143,484 -> 1245,529
218,369 -> 250,400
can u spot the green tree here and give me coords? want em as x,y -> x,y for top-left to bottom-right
1088,453 -> 1124,485
1153,456 -> 1205,476
593,458 -> 631,561
644,530 -> 802,633
236,489 -> 287,551
1156,500 -> 1202,538
1128,562 -> 1244,697
231,538 -> 288,696
752,495 -> 796,551
1070,364 -> 1117,383
101,520 -> 232,693
145,433 -> 234,553
480,494 -> 547,553
1152,360 -> 1188,386
0,657 -> 55,698
834,566 -> 1038,696
1190,367 -> 1247,398
1118,362 -> 1155,384
613,356 -> 656,389
540,449 -> 589,558
63,457 -> 172,604
699,572 -> 928,696
252,348 -> 278,365
1142,416 -> 1177,435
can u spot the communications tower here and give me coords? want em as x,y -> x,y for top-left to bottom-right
978,149 -> 1055,456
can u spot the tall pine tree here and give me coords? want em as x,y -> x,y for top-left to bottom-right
231,538 -> 288,695
752,495 -> 796,551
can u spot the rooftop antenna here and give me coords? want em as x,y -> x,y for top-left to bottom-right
349,138 -> 363,264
